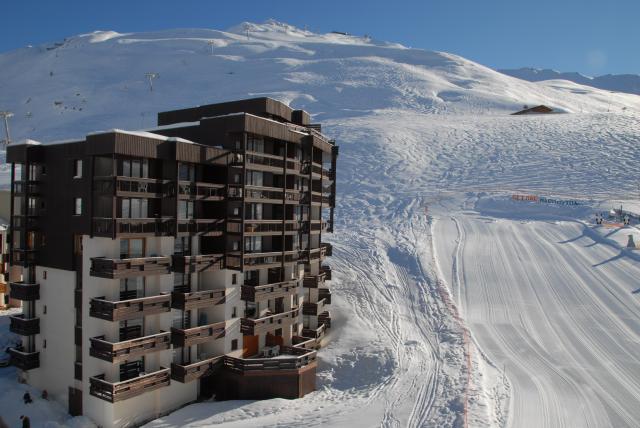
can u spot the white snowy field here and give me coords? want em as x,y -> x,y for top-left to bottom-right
1,20 -> 640,427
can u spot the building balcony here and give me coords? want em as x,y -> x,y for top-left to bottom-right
318,288 -> 332,305
172,253 -> 224,273
89,294 -> 171,322
240,250 -> 301,269
9,281 -> 40,301
177,181 -> 226,201
171,355 -> 223,383
306,192 -> 332,206
89,367 -> 170,403
12,249 -> 37,265
240,308 -> 300,336
93,218 -> 174,238
171,321 -> 226,348
93,176 -> 169,198
301,323 -> 327,341
12,215 -> 41,230
171,289 -> 226,311
302,272 -> 326,288
241,280 -> 298,303
321,243 -> 333,257
223,346 -> 316,372
321,265 -> 332,280
177,219 -> 225,236
302,298 -> 329,316
90,256 -> 171,279
9,315 -> 40,336
89,332 -> 171,364
318,311 -> 332,328
235,220 -> 302,236
7,348 -> 40,370
12,180 -> 40,195
243,186 -> 302,204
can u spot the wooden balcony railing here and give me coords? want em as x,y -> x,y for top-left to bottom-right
171,321 -> 226,348
93,218 -> 174,237
177,219 -> 225,235
241,308 -> 300,336
12,249 -> 38,265
90,294 -> 171,321
171,289 -> 226,311
244,186 -> 302,204
318,288 -> 332,305
302,298 -> 327,316
93,176 -> 169,198
241,250 -> 300,268
321,242 -> 333,257
303,272 -> 326,288
172,253 -> 224,273
171,356 -> 223,383
318,311 -> 332,328
321,265 -> 332,280
177,181 -> 226,200
302,323 -> 327,340
9,315 -> 40,336
89,367 -> 170,403
241,280 -> 298,302
7,348 -> 40,370
12,180 -> 40,195
223,346 -> 316,372
90,256 -> 171,279
9,281 -> 40,301
89,332 -> 171,363
292,335 -> 318,350
240,220 -> 302,235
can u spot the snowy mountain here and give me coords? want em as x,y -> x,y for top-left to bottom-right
500,67 -> 640,95
1,20 -> 640,428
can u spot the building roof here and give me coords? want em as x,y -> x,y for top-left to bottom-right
512,105 -> 555,115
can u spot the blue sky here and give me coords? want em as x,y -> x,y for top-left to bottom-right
2,0 -> 638,75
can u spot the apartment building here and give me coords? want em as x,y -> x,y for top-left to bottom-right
5,98 -> 338,428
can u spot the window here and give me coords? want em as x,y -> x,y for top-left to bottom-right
178,163 -> 195,181
232,306 -> 237,318
246,171 -> 263,186
74,198 -> 82,215
120,239 -> 144,258
246,203 -> 263,220
178,200 -> 194,220
121,158 -> 149,178
121,198 -> 148,218
73,159 -> 83,178
232,274 -> 238,285
244,236 -> 262,253
120,278 -> 144,301
174,237 -> 191,256
42,270 -> 47,280
231,339 -> 238,351
246,135 -> 264,153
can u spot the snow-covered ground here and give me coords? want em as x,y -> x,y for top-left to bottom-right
1,20 -> 640,427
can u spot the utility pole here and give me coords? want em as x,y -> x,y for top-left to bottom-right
0,111 -> 13,148
207,40 -> 216,55
145,72 -> 159,92
244,24 -> 250,40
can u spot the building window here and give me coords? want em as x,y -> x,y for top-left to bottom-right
232,274 -> 237,285
246,203 -> 263,220
231,339 -> 238,351
232,306 -> 237,318
122,158 -> 149,178
42,270 -> 47,280
178,163 -> 195,182
244,236 -> 262,253
178,200 -> 194,220
74,198 -> 82,215
245,171 -> 263,186
120,238 -> 144,258
121,198 -> 148,218
73,160 -> 83,178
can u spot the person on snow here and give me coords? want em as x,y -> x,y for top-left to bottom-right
20,415 -> 30,428
23,392 -> 32,404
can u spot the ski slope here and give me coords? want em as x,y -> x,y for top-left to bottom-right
433,197 -> 640,428
1,20 -> 640,427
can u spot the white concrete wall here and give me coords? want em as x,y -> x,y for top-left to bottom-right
82,235 -> 198,428
24,266 -> 76,406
